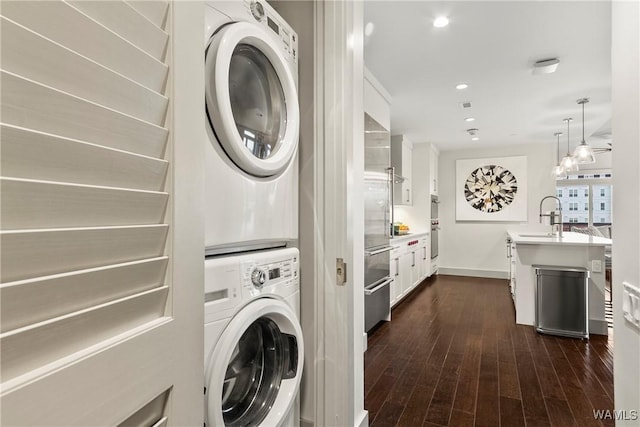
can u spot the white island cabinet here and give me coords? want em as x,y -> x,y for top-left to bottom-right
507,231 -> 612,335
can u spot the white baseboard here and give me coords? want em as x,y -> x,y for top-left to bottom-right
590,319 -> 609,335
438,267 -> 509,279
356,410 -> 369,427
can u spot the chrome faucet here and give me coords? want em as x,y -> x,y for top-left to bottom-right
539,196 -> 563,237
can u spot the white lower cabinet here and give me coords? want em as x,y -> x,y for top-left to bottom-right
390,246 -> 400,306
390,233 -> 431,309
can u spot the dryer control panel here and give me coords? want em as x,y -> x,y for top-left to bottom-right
244,0 -> 298,64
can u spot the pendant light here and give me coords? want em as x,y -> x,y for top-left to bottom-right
552,132 -> 567,178
560,118 -> 579,173
572,98 -> 596,164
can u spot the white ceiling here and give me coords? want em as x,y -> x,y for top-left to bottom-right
363,1 -> 612,152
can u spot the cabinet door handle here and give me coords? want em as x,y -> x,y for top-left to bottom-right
423,247 -> 427,260
395,258 -> 400,276
412,251 -> 415,267
406,189 -> 410,202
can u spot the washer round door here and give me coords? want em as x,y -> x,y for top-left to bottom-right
205,298 -> 303,427
205,21 -> 299,178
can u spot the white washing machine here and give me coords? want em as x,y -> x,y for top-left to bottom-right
204,0 -> 299,256
204,248 -> 303,427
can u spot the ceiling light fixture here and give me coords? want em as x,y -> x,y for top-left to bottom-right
572,98 -> 596,164
471,137 -> 479,141
560,118 -> 579,173
532,58 -> 560,75
466,128 -> 478,136
464,117 -> 475,122
456,83 -> 468,90
552,132 -> 567,178
433,16 -> 449,28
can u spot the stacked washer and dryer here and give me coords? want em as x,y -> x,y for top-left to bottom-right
203,1 -> 303,426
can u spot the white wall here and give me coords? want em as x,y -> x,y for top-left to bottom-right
612,1 -> 640,422
438,143 -> 556,278
393,144 -> 432,233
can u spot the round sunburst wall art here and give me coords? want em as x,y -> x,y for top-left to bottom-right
464,165 -> 518,213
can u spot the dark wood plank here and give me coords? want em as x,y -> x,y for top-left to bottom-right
543,337 -> 603,427
451,334 -> 481,413
545,397 -> 578,427
524,328 -> 566,401
499,396 -> 525,427
448,409 -> 474,427
366,373 -> 396,423
371,400 -> 405,427
512,326 -> 552,426
395,385 -> 433,427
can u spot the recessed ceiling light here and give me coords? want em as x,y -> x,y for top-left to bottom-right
456,83 -> 468,90
471,137 -> 479,141
464,117 -> 475,122
433,16 -> 449,28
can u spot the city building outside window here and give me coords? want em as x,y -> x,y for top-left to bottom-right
556,173 -> 612,229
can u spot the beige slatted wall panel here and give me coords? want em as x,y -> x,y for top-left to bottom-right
1,0 -> 172,389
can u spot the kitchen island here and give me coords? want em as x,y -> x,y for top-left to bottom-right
507,231 -> 612,335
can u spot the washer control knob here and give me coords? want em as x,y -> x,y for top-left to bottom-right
251,268 -> 267,288
250,1 -> 265,21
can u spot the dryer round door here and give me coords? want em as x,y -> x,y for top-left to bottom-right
205,298 -> 303,427
205,21 -> 299,178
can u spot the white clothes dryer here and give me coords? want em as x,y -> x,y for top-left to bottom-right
204,248 -> 303,427
204,0 -> 299,256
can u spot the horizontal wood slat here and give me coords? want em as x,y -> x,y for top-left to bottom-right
1,71 -> 169,158
1,17 -> 168,126
0,225 -> 169,283
0,125 -> 168,191
1,178 -> 169,230
0,286 -> 169,382
1,0 -> 168,92
68,1 -> 169,61
126,0 -> 169,30
1,257 -> 168,333
118,390 -> 170,427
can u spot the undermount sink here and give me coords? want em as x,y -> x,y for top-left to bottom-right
518,233 -> 558,238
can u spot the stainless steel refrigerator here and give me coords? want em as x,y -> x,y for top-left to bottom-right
364,113 -> 393,332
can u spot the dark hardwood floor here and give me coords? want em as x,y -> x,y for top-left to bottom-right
365,275 -> 614,427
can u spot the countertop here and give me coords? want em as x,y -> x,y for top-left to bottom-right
391,231 -> 429,246
507,231 -> 612,247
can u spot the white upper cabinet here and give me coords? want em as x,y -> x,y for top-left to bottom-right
391,135 -> 412,205
429,144 -> 439,196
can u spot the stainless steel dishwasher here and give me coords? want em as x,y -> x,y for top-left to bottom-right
534,265 -> 590,339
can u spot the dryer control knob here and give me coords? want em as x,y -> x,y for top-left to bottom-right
250,1 -> 265,21
251,269 -> 267,288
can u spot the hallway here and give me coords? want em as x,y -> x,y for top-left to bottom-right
365,275 -> 614,427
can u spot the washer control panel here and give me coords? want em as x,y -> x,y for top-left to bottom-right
241,250 -> 298,295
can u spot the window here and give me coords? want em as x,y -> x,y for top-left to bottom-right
558,177 -> 612,228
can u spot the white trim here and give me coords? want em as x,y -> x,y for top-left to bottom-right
356,410 -> 369,427
438,267 -> 509,280
364,66 -> 392,104
589,319 -> 609,336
